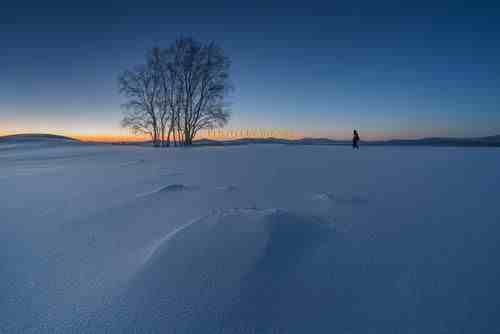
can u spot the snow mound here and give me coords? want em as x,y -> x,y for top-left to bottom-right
137,184 -> 196,197
91,208 -> 339,332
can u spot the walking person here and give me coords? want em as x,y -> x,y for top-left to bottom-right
353,129 -> 360,149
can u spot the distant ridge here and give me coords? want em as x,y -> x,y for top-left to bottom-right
192,135 -> 500,147
0,133 -> 80,143
3,133 -> 499,147
376,135 -> 500,147
111,135 -> 500,147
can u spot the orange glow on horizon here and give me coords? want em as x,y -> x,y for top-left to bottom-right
73,134 -> 149,142
0,130 -> 144,143
0,129 -> 425,142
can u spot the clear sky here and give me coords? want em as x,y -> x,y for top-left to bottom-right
1,0 -> 500,140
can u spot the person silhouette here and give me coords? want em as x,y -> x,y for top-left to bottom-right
353,129 -> 360,149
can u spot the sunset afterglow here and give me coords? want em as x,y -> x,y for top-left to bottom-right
2,3 -> 500,140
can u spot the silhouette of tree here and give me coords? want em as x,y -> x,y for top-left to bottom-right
118,62 -> 162,146
119,37 -> 232,147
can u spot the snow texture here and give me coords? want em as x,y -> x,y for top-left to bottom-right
1,141 -> 499,333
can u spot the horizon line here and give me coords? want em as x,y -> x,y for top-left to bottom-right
1,131 -> 499,144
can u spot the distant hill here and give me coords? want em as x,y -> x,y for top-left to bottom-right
0,134 -> 80,143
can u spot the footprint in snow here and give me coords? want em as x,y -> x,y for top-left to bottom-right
120,160 -> 146,167
312,192 -> 368,205
216,185 -> 238,192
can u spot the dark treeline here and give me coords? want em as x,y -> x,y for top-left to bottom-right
118,37 -> 232,147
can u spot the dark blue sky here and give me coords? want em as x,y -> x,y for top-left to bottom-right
1,0 -> 500,139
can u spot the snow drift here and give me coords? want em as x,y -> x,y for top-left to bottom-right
90,209 -> 337,333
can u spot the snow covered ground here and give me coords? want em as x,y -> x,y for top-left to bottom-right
1,141 -> 499,333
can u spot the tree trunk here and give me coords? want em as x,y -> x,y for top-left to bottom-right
165,126 -> 172,147
161,125 -> 165,147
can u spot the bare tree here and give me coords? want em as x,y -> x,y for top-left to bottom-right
148,47 -> 170,146
155,47 -> 184,147
119,37 -> 231,146
164,38 -> 231,145
158,38 -> 232,145
118,61 -> 162,146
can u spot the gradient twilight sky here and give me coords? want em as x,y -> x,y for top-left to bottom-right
1,0 -> 500,140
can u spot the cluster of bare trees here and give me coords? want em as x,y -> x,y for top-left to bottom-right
118,37 -> 232,146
